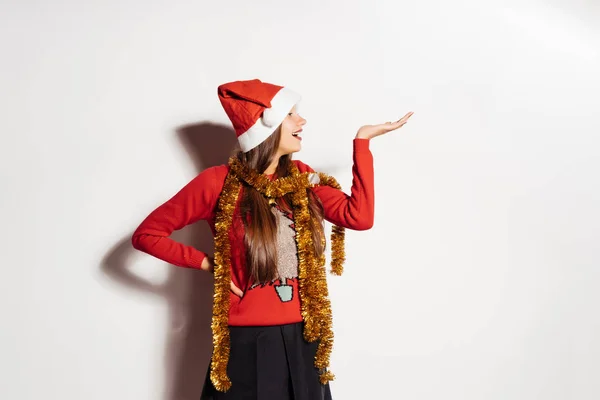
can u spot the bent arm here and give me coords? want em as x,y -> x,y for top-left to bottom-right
131,166 -> 221,269
302,138 -> 375,230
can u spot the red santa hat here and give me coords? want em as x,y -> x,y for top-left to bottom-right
218,79 -> 301,152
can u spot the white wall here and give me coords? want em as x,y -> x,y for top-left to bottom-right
1,0 -> 599,399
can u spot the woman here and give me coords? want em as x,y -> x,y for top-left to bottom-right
132,78 -> 413,399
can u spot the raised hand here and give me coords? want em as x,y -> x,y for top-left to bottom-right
356,111 -> 414,140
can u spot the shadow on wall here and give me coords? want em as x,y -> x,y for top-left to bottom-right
100,123 -> 238,400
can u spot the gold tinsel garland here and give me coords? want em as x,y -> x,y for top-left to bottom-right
209,156 -> 346,392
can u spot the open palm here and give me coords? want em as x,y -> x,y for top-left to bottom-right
356,111 -> 414,140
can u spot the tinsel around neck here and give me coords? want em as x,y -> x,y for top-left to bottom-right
208,156 -> 346,392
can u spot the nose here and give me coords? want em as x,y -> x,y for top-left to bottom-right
298,116 -> 307,126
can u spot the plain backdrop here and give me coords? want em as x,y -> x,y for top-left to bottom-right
1,0 -> 599,399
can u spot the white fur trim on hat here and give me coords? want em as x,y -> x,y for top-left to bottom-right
237,87 -> 301,152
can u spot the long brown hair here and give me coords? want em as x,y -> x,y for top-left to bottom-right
237,126 -> 325,284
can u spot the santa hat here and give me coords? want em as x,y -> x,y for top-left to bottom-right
218,79 -> 301,152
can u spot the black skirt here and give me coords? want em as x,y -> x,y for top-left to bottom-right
200,322 -> 333,400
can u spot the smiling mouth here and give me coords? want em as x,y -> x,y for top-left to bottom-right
292,129 -> 303,138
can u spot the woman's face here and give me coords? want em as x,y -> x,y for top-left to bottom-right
277,105 -> 306,155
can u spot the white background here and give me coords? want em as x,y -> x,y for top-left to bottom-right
1,0 -> 599,399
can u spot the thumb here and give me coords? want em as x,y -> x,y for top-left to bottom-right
230,281 -> 244,298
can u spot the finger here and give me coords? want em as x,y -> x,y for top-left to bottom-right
389,120 -> 407,129
230,281 -> 244,297
398,111 -> 414,122
379,115 -> 409,131
384,112 -> 413,128
232,283 -> 243,297
231,286 -> 243,297
389,113 -> 413,129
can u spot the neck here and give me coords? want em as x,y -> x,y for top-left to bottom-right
264,154 -> 282,175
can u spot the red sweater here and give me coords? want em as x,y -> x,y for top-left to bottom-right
131,138 -> 374,326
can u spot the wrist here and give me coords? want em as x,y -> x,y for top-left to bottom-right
200,255 -> 214,272
355,133 -> 370,140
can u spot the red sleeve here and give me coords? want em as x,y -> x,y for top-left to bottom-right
131,166 -> 224,269
296,138 -> 375,230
